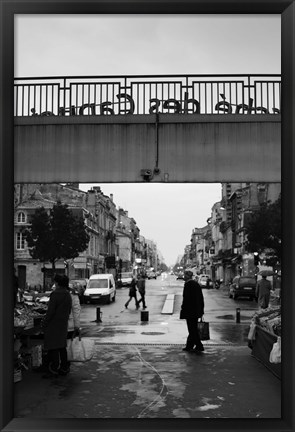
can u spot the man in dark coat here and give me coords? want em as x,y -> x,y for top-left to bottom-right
42,274 -> 72,377
136,273 -> 147,309
256,275 -> 272,309
180,270 -> 205,353
125,276 -> 139,309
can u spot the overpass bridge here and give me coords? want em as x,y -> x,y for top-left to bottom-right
14,74 -> 281,184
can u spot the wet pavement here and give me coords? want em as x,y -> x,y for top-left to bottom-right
13,285 -> 281,419
14,342 -> 281,419
80,316 -> 251,346
13,316 -> 281,419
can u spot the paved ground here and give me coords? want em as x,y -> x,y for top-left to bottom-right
13,287 -> 281,419
14,324 -> 281,419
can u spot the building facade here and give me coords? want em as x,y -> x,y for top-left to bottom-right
178,182 -> 281,285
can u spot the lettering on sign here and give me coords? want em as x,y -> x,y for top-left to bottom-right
30,91 -> 281,117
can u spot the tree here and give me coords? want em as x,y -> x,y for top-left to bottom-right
246,194 -> 281,263
25,201 -> 90,271
159,263 -> 168,273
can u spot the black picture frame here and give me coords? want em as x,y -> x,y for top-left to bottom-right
1,2 -> 294,432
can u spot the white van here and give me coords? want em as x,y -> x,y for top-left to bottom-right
84,274 -> 116,304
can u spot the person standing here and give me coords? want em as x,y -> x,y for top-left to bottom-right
63,284 -> 82,375
256,275 -> 272,309
180,270 -> 205,353
136,273 -> 147,309
41,274 -> 72,378
125,276 -> 138,309
67,285 -> 81,338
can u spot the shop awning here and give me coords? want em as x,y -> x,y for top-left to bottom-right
73,263 -> 87,269
44,263 -> 64,269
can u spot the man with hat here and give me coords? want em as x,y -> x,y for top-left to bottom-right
180,270 -> 205,353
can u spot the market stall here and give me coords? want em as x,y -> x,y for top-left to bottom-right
14,296 -> 49,382
247,305 -> 281,379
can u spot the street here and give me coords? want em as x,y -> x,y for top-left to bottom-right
13,274 -> 281,419
80,274 -> 258,345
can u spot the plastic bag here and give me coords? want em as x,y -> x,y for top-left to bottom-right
67,336 -> 95,362
247,322 -> 256,341
198,317 -> 210,340
269,336 -> 281,364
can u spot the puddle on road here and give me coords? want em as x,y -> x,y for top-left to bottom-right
216,314 -> 251,321
211,325 -> 250,345
141,332 -> 165,336
216,315 -> 235,320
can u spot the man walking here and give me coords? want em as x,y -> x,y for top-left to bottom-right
125,276 -> 138,309
256,274 -> 272,309
180,270 -> 205,353
136,273 -> 147,309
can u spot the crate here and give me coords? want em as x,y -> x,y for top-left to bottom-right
24,318 -> 34,329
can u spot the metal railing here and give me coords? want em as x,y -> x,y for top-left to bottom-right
14,74 -> 281,117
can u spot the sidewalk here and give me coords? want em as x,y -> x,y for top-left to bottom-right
14,334 -> 281,419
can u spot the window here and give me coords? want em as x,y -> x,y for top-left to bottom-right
17,212 -> 26,223
16,232 -> 25,250
89,279 -> 108,289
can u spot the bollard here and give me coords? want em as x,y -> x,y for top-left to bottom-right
141,310 -> 149,322
236,307 -> 241,323
96,307 -> 102,323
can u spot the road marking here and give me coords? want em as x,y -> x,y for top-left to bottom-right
161,294 -> 175,314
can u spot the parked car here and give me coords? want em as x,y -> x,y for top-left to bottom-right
229,276 -> 257,300
197,275 -> 213,288
147,270 -> 157,280
118,272 -> 133,287
176,272 -> 184,280
84,274 -> 116,304
69,278 -> 88,291
69,278 -> 88,302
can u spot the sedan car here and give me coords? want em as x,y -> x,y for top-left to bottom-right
118,272 -> 133,287
147,270 -> 157,279
69,278 -> 88,291
197,275 -> 213,288
229,276 -> 257,300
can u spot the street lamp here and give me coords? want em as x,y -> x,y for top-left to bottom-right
254,252 -> 259,266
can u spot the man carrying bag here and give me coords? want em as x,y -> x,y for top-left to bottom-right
180,270 -> 205,353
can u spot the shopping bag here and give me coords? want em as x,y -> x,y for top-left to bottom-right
198,317 -> 210,340
269,336 -> 281,364
67,335 -> 95,362
247,322 -> 257,341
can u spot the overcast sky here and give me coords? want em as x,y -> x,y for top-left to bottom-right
14,15 -> 280,266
